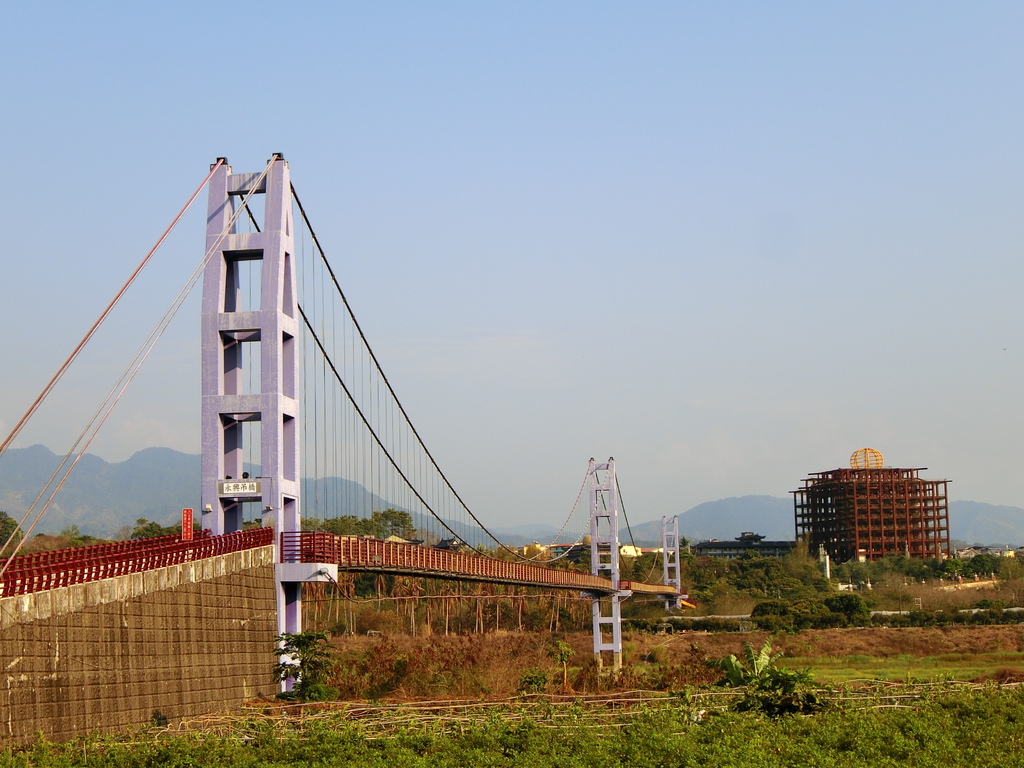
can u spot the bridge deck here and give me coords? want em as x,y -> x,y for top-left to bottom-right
1,528 -> 679,599
281,531 -> 679,597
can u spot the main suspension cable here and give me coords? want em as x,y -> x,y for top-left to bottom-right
615,476 -> 660,583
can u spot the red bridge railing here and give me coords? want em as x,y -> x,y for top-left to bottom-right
1,527 -> 676,599
280,531 -> 619,593
0,528 -> 274,598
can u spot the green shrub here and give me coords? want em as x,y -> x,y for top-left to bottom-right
974,599 -> 1005,610
302,682 -> 341,701
753,614 -> 792,632
518,668 -> 548,694
823,593 -> 871,624
751,600 -> 792,617
273,631 -> 338,701
712,639 -> 820,717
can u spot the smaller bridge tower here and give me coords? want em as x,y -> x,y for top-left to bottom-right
661,515 -> 682,610
587,458 -> 631,670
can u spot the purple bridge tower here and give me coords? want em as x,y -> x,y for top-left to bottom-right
200,156 -> 334,643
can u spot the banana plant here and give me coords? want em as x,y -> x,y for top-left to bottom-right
715,639 -> 784,687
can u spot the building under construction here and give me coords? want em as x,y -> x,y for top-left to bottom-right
792,448 -> 951,562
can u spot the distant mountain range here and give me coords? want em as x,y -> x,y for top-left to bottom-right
655,495 -> 796,543
0,445 -> 545,547
945,500 -> 1024,548
1,445 -> 1022,548
0,444 -> 202,538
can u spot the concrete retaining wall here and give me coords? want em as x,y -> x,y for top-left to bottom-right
0,545 -> 278,743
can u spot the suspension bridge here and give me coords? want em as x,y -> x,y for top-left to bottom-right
0,155 -> 683,691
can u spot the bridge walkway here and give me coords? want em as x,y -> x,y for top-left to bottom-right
281,531 -> 678,597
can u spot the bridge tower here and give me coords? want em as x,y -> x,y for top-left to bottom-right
200,156 -> 332,647
587,458 -> 631,671
200,156 -> 299,539
661,515 -> 682,610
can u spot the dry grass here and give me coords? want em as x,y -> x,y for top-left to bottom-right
325,630 -> 729,699
327,632 -> 561,699
322,624 -> 1024,700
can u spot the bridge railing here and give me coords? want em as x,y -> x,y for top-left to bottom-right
280,531 -> 618,592
0,528 -> 274,597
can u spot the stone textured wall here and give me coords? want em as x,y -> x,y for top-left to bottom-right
0,545 -> 278,743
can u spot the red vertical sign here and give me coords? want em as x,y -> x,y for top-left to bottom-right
181,508 -> 193,540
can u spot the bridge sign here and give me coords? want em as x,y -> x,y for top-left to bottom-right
181,508 -> 193,540
217,480 -> 261,496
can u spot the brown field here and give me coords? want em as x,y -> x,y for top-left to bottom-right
324,624 -> 1024,698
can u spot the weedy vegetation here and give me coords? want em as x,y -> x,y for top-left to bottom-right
3,684 -> 1024,767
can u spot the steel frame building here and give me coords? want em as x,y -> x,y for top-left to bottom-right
793,467 -> 950,562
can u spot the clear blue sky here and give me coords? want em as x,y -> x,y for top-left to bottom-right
2,2 -> 1023,528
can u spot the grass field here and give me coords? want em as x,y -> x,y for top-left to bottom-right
786,650 -> 1024,683
4,686 -> 1023,767
639,624 -> 1024,687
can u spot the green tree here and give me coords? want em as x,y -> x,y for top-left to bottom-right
0,510 -> 23,555
518,668 -> 549,694
942,557 -> 967,579
728,554 -> 791,595
374,508 -> 416,539
129,518 -> 177,540
548,639 -> 575,692
823,593 -> 871,624
273,631 -> 338,701
751,599 -> 792,617
620,550 -> 661,581
788,599 -> 844,630
715,638 -> 784,687
60,526 -> 87,547
712,638 -> 820,717
966,553 -> 1000,578
303,509 -> 416,540
304,515 -> 364,536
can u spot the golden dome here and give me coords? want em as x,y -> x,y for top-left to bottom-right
850,448 -> 884,469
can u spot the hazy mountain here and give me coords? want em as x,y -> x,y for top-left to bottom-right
948,500 -> 1024,547
633,498 -> 1024,549
0,445 -> 537,546
481,497 -> 797,547
3,445 -> 1024,547
490,522 -> 561,539
0,445 -> 202,537
575,496 -> 1024,549
487,523 -> 561,548
0,445 -> 398,538
672,495 -> 795,543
